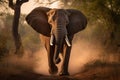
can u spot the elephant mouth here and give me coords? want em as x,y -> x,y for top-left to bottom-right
50,34 -> 71,47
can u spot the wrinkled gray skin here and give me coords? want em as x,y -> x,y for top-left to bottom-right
26,7 -> 87,76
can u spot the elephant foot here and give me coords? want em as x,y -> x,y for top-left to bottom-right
54,57 -> 61,64
49,65 -> 58,75
59,71 -> 70,76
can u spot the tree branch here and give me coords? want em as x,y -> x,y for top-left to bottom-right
8,0 -> 29,10
8,0 -> 15,10
16,0 -> 29,5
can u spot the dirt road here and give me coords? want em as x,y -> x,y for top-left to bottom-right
0,63 -> 120,80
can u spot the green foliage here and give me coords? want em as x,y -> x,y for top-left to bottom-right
0,16 -> 11,57
0,0 -> 5,3
67,0 -> 120,52
0,32 -> 9,57
0,14 -> 41,57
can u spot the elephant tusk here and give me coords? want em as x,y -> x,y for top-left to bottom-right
50,34 -> 54,46
65,35 -> 71,47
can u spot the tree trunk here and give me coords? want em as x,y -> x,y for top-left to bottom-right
9,0 -> 29,55
12,4 -> 23,55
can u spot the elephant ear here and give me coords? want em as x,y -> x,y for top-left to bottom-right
26,7 -> 51,37
66,9 -> 87,35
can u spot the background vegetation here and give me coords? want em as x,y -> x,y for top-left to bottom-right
0,0 -> 120,61
0,0 -> 120,79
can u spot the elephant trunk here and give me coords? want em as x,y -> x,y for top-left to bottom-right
51,26 -> 71,64
54,27 -> 65,64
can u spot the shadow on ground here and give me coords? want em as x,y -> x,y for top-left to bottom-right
0,60 -> 120,80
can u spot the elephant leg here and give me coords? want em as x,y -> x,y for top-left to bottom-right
47,45 -> 58,75
59,36 -> 73,76
40,34 -> 58,75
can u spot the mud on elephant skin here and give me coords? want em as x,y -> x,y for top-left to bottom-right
26,7 -> 87,76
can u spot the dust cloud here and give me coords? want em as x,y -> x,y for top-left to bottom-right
33,39 -> 103,75
0,48 -> 50,75
69,39 -> 102,75
0,38 -> 103,76
33,48 -> 49,75
0,52 -> 35,75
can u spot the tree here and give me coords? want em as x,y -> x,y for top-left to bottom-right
8,0 -> 29,55
67,0 -> 120,51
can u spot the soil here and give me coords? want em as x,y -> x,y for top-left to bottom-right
0,62 -> 120,80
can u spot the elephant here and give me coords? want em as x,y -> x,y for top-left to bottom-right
26,7 -> 87,76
